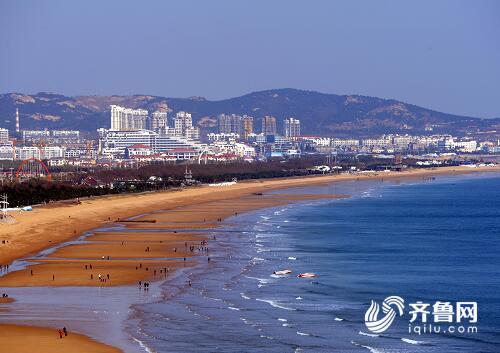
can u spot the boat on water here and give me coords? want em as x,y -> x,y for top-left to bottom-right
273,269 -> 292,275
297,272 -> 316,278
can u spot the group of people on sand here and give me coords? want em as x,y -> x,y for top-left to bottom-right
186,240 -> 209,255
0,264 -> 9,271
57,327 -> 68,339
97,273 -> 110,282
138,281 -> 150,290
1,293 -> 9,298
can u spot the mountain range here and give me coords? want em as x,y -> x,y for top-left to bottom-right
1,89 -> 498,137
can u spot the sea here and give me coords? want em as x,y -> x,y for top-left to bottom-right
129,173 -> 500,353
2,172 -> 499,353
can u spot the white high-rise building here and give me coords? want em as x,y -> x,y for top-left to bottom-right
0,128 -> 9,145
148,111 -> 168,131
15,108 -> 20,133
110,105 -> 148,131
174,111 -> 199,140
284,118 -> 301,138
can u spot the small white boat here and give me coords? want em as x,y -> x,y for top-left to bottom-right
273,269 -> 292,275
297,272 -> 316,278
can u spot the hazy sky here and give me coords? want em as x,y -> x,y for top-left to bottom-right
1,0 -> 499,117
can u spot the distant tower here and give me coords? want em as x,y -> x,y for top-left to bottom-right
15,108 -> 20,133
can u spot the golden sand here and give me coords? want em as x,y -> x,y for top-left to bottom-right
0,324 -> 122,353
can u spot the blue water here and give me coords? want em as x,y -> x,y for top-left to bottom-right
132,174 -> 500,353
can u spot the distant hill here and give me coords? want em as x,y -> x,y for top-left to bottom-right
1,89 -> 498,137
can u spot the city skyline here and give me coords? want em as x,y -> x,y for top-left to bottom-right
1,1 -> 499,118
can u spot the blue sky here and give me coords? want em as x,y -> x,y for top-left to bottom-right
1,0 -> 499,117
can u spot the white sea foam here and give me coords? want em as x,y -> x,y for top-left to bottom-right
132,337 -> 156,353
350,341 -> 387,353
334,317 -> 344,321
244,276 -> 270,284
358,331 -> 379,337
288,256 -> 297,260
278,318 -> 287,322
256,298 -> 296,311
240,293 -> 251,300
295,296 -> 303,300
228,306 -> 240,311
256,247 -> 270,253
260,334 -> 274,340
401,337 -> 427,345
296,331 -> 310,336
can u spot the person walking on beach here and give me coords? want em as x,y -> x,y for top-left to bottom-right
58,329 -> 63,339
63,327 -> 68,336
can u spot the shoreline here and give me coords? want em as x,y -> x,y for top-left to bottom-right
1,166 -> 499,266
1,166 -> 499,353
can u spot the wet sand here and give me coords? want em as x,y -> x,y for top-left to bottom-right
0,193 -> 343,287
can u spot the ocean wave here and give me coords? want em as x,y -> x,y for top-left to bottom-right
358,331 -> 379,337
288,256 -> 297,260
132,337 -> 156,353
260,334 -> 274,340
334,317 -> 344,321
350,340 -> 387,353
256,298 -> 296,311
228,306 -> 240,311
256,247 -> 270,253
278,318 -> 287,322
244,275 -> 270,284
296,331 -> 310,336
401,337 -> 428,345
240,292 -> 251,300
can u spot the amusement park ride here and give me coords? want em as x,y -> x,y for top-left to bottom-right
15,158 -> 52,182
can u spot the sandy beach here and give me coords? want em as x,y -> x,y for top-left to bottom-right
0,324 -> 122,353
2,166 -> 498,266
0,165 -> 499,352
